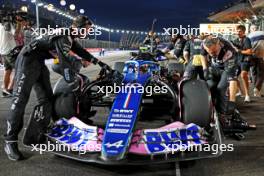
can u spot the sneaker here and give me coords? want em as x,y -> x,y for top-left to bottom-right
244,96 -> 251,103
236,91 -> 242,97
4,141 -> 24,161
8,89 -> 13,94
2,89 -> 12,98
253,88 -> 262,97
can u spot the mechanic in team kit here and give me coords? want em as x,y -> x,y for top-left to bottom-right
172,34 -> 187,63
201,36 -> 255,132
183,35 -> 207,79
3,15 -> 112,161
143,31 -> 158,51
160,35 -> 178,60
248,25 -> 264,97
143,31 -> 156,45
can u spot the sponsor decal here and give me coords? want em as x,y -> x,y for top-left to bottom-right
11,74 -> 25,110
47,119 -> 99,151
104,140 -> 124,148
144,124 -> 203,153
110,119 -> 132,123
123,93 -> 132,109
106,128 -> 129,134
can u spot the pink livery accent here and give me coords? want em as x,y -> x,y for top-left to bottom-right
48,117 -> 207,155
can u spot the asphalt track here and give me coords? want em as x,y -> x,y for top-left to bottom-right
0,51 -> 263,176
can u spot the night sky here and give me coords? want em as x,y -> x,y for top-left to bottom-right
3,0 -> 239,31
1,0 -> 241,41
72,0 -> 238,31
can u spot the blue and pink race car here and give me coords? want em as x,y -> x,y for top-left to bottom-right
23,52 -> 223,164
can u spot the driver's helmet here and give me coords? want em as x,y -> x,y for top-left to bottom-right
128,65 -> 135,73
124,63 -> 138,74
140,64 -> 150,73
123,63 -> 138,82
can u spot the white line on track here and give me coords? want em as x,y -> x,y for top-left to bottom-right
175,162 -> 181,176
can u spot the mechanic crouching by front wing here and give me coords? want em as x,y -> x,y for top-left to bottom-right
201,37 -> 256,139
3,15 -> 111,161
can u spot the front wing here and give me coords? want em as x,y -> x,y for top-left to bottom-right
23,115 -> 222,165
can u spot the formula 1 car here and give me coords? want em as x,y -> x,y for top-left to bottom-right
23,52 -> 223,165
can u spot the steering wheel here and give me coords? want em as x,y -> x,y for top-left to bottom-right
81,79 -> 110,101
81,68 -> 124,101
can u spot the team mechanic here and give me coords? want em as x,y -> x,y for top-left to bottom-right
201,37 -> 255,132
173,34 -> 187,64
183,35 -> 207,79
3,15 -> 112,161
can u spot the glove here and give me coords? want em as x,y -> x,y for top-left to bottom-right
90,56 -> 112,71
203,68 -> 210,80
90,57 -> 99,65
98,61 -> 112,71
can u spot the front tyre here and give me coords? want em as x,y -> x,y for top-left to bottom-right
180,79 -> 212,128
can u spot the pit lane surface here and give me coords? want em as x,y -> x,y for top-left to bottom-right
0,51 -> 263,176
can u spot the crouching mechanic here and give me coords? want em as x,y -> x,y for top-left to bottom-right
202,37 -> 256,137
4,15 -> 112,161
